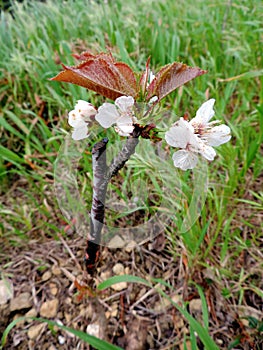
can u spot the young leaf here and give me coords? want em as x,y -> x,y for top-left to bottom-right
51,52 -> 138,101
146,62 -> 206,101
139,56 -> 151,96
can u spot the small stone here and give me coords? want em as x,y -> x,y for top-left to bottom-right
42,271 -> 52,282
111,308 -> 118,317
0,279 -> 14,305
111,282 -> 127,291
64,312 -> 71,323
49,284 -> 58,296
125,240 -> 137,252
86,323 -> 100,337
100,271 -> 111,280
40,299 -> 59,318
216,338 -> 224,345
189,299 -> 202,313
108,235 -> 125,249
58,335 -> 65,345
10,292 -> 32,312
105,311 -> 111,319
112,263 -> 124,275
57,311 -> 63,319
171,294 -> 182,304
25,308 -> 37,318
51,266 -> 61,276
240,318 -> 249,327
28,323 -> 46,339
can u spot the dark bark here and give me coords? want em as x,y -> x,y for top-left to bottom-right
85,127 -> 142,273
85,138 -> 108,272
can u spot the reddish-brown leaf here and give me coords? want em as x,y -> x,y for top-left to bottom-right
51,52 -> 138,101
146,62 -> 207,101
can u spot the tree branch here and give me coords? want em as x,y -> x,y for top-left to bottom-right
85,138 -> 108,272
85,127 -> 142,273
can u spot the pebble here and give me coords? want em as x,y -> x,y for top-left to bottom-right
25,308 -> 37,318
49,283 -> 58,296
64,312 -> 71,323
51,266 -> 61,276
110,282 -> 127,291
108,235 -> 125,249
86,323 -> 100,337
42,271 -> 52,282
189,299 -> 202,313
27,323 -> 46,340
0,279 -> 14,305
58,335 -> 65,345
40,299 -> 59,318
10,292 -> 32,312
112,263 -> 124,275
125,240 -> 137,252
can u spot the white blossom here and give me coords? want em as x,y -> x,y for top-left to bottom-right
95,96 -> 137,136
165,118 -> 203,170
189,99 -> 231,147
68,100 -> 97,140
165,99 -> 231,170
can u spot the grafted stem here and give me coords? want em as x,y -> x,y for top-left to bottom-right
85,127 -> 142,273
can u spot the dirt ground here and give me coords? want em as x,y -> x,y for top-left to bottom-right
0,223 -> 262,350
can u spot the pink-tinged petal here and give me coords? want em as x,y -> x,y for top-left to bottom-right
194,98 -> 215,124
172,150 -> 198,170
72,125 -> 89,140
115,96 -> 134,112
199,144 -> 216,161
165,118 -> 196,148
95,103 -> 119,128
206,125 -> 231,146
68,110 -> 86,127
75,100 -> 97,120
114,124 -> 134,136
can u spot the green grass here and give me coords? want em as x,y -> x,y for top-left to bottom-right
0,0 -> 262,348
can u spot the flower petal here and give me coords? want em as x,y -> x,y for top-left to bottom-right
165,118 -> 196,149
95,103 -> 119,128
114,124 -> 134,136
75,100 -> 97,120
194,98 -> 215,124
72,124 -> 89,140
68,110 -> 86,127
199,144 -> 216,161
115,96 -> 134,113
172,150 -> 198,170
206,125 -> 231,146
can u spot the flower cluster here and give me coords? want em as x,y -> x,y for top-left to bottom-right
68,100 -> 97,140
68,96 -> 137,139
165,99 -> 231,170
68,97 -> 231,170
95,96 -> 137,136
